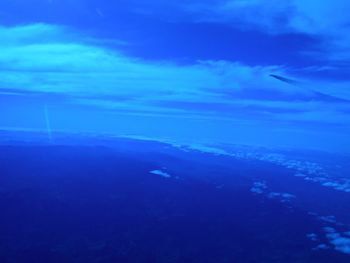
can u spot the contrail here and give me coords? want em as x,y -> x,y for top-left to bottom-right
44,104 -> 53,143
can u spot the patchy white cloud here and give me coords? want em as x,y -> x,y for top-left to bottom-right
294,173 -> 307,177
250,181 -> 267,194
186,144 -> 230,156
319,215 -> 338,224
313,243 -> 329,250
306,233 -> 319,242
324,227 -> 350,255
267,192 -> 296,202
250,180 -> 296,203
150,169 -> 171,178
176,142 -> 350,191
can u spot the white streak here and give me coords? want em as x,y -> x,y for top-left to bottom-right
44,104 -> 53,142
150,170 -> 171,178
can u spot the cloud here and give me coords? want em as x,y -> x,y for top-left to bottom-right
314,244 -> 329,250
132,0 -> 350,61
181,143 -> 350,191
306,233 -> 319,242
184,0 -> 350,61
0,25 -> 216,96
0,25 -> 280,101
0,24 -> 316,96
249,180 -> 296,202
250,181 -> 267,194
267,192 -> 296,202
150,169 -> 171,178
186,0 -> 292,32
0,23 -> 349,130
324,227 -> 350,255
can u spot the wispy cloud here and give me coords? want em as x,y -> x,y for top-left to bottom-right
185,0 -> 350,61
127,0 -> 350,62
0,23 -> 349,129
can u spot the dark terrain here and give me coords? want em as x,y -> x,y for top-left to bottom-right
0,140 -> 350,262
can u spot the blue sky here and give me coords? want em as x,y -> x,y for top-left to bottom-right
0,0 -> 350,151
